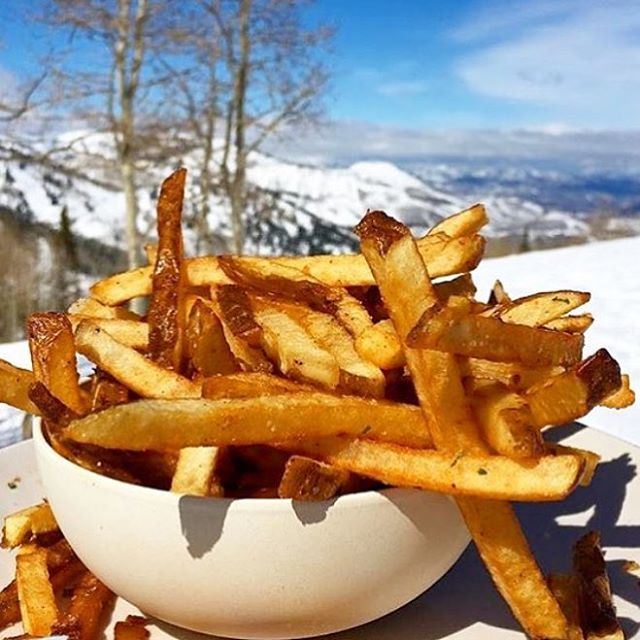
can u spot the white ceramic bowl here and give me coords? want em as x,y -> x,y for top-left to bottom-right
34,420 -> 470,639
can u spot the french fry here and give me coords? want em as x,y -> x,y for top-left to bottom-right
471,387 -> 543,458
548,574 -> 584,640
68,297 -> 139,321
461,358 -> 563,391
434,272 -> 477,301
89,232 -> 486,305
171,447 -> 224,497
69,316 -> 149,350
428,203 -> 488,237
2,503 -> 58,549
354,319 -> 405,370
408,306 -> 585,368
16,548 -> 58,636
64,393 -> 433,451
355,210 -> 570,639
185,299 -> 238,377
600,373 -> 635,409
527,350 -> 621,428
75,321 -> 201,399
544,314 -> 594,334
0,359 -> 38,414
573,531 -> 623,640
90,372 -> 130,411
547,445 -> 600,487
147,168 -> 187,371
498,290 -> 590,326
202,372 -> 312,399
487,279 -> 511,305
278,455 -> 351,501
216,285 -> 263,347
52,571 -> 113,640
27,312 -> 88,415
287,438 -> 583,501
252,303 -> 340,389
114,616 -> 151,640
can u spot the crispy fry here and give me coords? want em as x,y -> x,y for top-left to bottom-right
428,203 -> 488,237
498,290 -> 590,326
171,447 -> 223,497
68,297 -> 139,321
600,373 -> 635,409
573,531 -> 623,640
548,574 -> 584,640
90,372 -> 130,411
114,616 -> 151,640
75,321 -> 201,399
29,382 -> 79,428
202,372 -> 311,399
185,299 -> 238,377
0,359 -> 38,414
288,438 -> 583,501
216,285 -> 263,347
355,210 -> 569,639
354,319 -> 405,370
27,312 -> 88,415
278,455 -> 351,501
148,168 -> 187,371
488,279 -> 511,305
434,272 -> 477,301
16,548 -> 58,636
252,303 -> 340,389
544,314 -> 594,334
527,350 -> 621,428
471,387 -> 543,458
64,394 -> 433,451
69,317 -> 149,350
52,571 -> 113,640
2,503 -> 58,549
547,445 -> 600,487
460,358 -> 563,391
408,306 -> 584,368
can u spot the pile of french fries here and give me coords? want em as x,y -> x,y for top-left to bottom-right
0,168 -> 635,639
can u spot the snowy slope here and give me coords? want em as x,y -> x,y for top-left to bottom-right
1,237 -> 637,448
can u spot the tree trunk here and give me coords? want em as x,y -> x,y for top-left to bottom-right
120,151 -> 139,268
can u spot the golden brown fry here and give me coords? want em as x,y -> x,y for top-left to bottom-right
68,297 -> 139,321
202,372 -> 312,399
548,574 -> 585,640
460,358 -> 563,391
278,455 -> 351,501
75,321 -> 201,399
90,372 -> 130,412
544,314 -> 594,334
69,316 -> 149,350
600,374 -> 635,409
0,359 -> 38,414
252,303 -> 340,389
171,447 -> 223,497
573,531 -> 624,640
287,438 -> 583,501
64,393 -> 433,451
354,319 -> 405,370
408,306 -> 585,368
428,203 -> 488,237
471,387 -> 543,458
185,299 -> 238,377
27,312 -> 88,415
148,168 -> 188,371
52,571 -> 113,640
114,616 -> 151,640
498,290 -> 590,326
2,503 -> 58,549
16,548 -> 58,636
215,285 -> 263,347
547,445 -> 600,487
355,210 -> 569,639
434,272 -> 477,301
527,349 -> 621,428
487,279 -> 511,305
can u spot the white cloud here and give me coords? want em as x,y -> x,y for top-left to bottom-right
454,0 -> 640,127
376,80 -> 428,97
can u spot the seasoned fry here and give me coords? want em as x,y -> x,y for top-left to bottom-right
498,290 -> 590,326
461,358 -> 562,390
171,447 -> 223,497
68,297 -> 139,321
355,210 -> 570,639
16,548 -> 58,636
434,272 -> 477,301
2,503 -> 58,549
527,350 -> 621,428
600,373 -> 635,409
428,203 -> 488,238
547,445 -> 600,487
185,299 -> 237,377
64,394 -> 433,451
471,387 -> 543,458
75,321 -> 201,399
27,312 -> 88,415
354,319 -> 405,370
215,285 -> 263,347
548,574 -> 584,640
202,372 -> 311,399
544,314 -> 594,334
0,359 -> 38,414
148,168 -> 187,371
278,455 -> 351,501
573,531 -> 623,640
69,316 -> 149,350
114,616 -> 151,640
488,279 -> 511,305
288,438 -> 583,501
90,372 -> 130,411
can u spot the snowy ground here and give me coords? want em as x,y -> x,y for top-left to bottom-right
0,236 -> 637,448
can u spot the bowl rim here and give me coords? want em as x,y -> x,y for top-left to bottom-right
33,417 -> 424,512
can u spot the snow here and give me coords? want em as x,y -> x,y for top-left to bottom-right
0,237 -> 637,449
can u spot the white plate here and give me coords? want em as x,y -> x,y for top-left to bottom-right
1,425 -> 639,639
